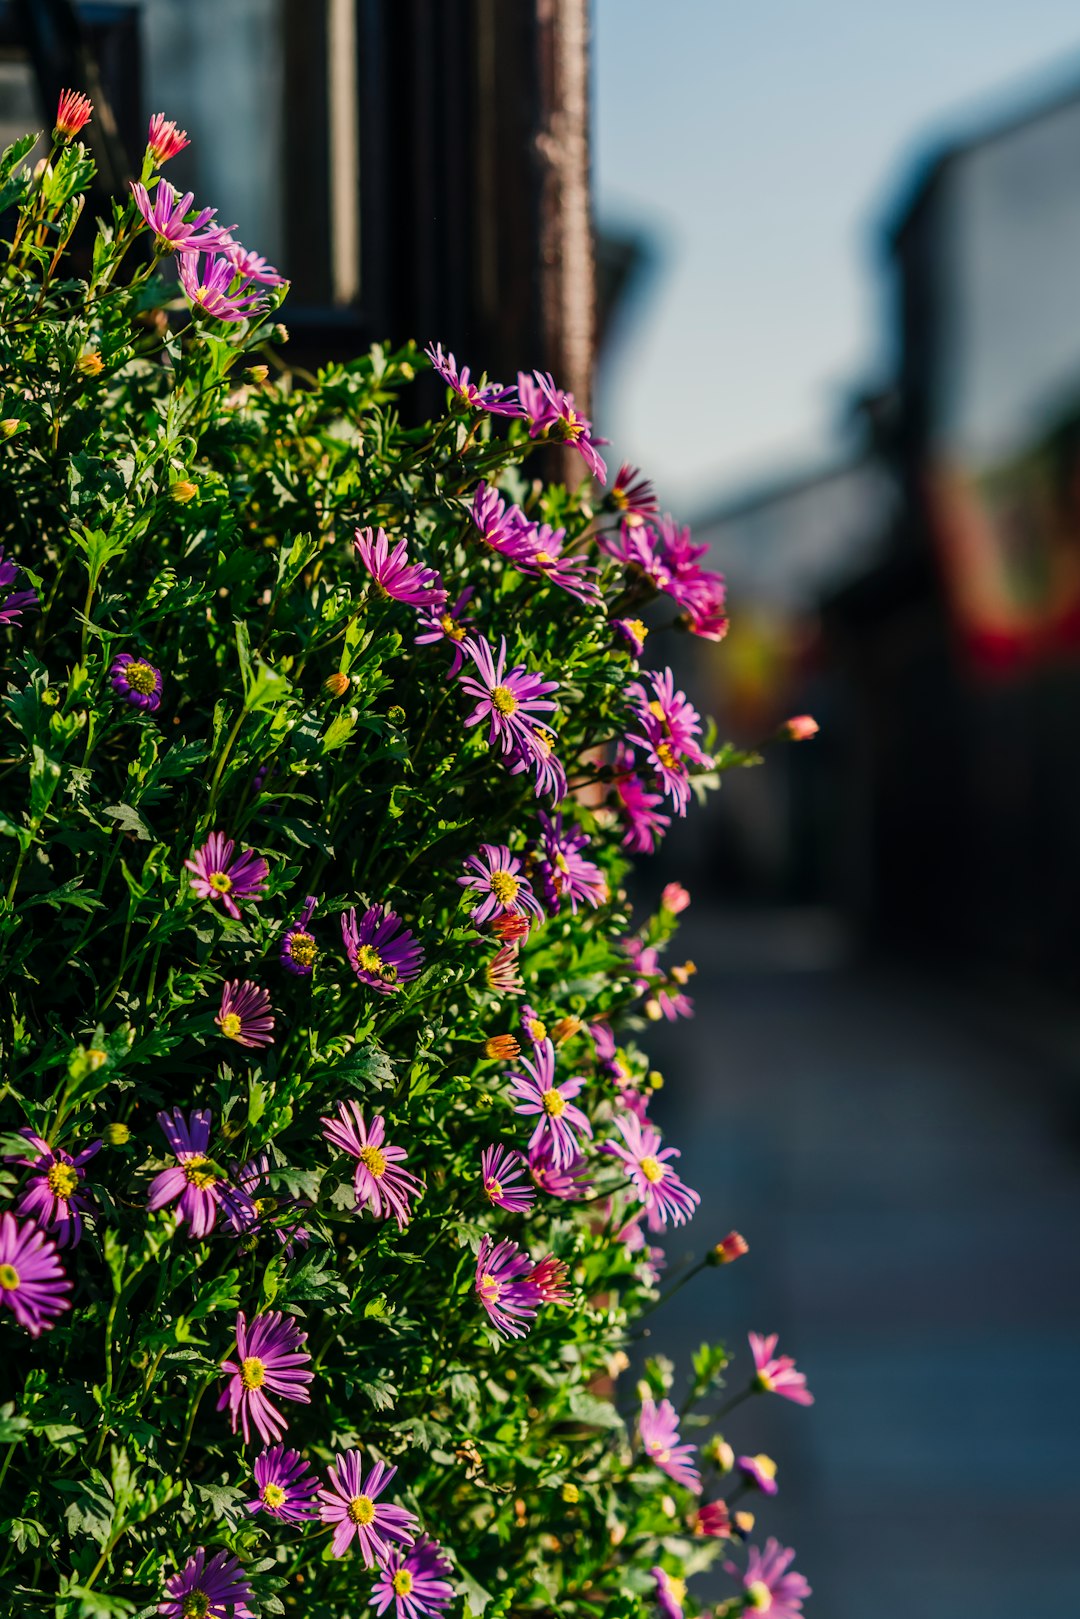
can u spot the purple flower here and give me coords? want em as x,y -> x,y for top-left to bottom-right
372,1538 -> 455,1618
280,895 -> 319,975
178,248 -> 270,321
159,1548 -> 254,1618
614,617 -> 648,658
146,113 -> 189,165
216,979 -> 275,1048
528,1139 -> 592,1200
639,1396 -> 701,1492
516,369 -> 608,482
147,1108 -> 254,1238
458,635 -> 559,762
0,547 -> 38,625
459,843 -> 543,924
414,586 -> 475,677
110,652 -> 162,712
246,1444 -> 320,1521
218,1309 -> 313,1445
506,723 -> 568,801
509,1037 -> 592,1168
341,904 -> 424,994
651,1567 -> 686,1619
470,485 -> 541,565
602,1113 -> 700,1231
626,668 -> 711,815
355,526 -> 447,608
426,342 -> 522,416
230,1152 -> 310,1255
321,1101 -> 423,1228
130,179 -> 229,254
516,523 -> 601,603
222,239 -> 286,286
481,1144 -> 535,1212
185,832 -> 269,920
749,1333 -> 814,1406
726,1540 -> 811,1619
14,1131 -> 100,1247
737,1453 -> 779,1496
601,513 -> 727,642
613,746 -> 671,853
318,1452 -> 419,1564
610,462 -> 659,526
475,1234 -> 541,1339
0,1211 -> 71,1337
533,812 -> 607,913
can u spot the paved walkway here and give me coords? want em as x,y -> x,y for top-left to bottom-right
644,910 -> 1080,1619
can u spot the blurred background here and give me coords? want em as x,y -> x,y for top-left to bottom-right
4,2 -> 1080,1614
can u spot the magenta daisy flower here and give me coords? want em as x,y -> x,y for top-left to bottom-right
480,1144 -> 535,1212
509,1037 -> 592,1168
0,547 -> 38,625
218,1310 -> 313,1445
426,342 -> 522,416
626,667 -> 711,815
694,1499 -> 732,1538
159,1548 -> 254,1618
475,1234 -> 541,1338
516,523 -> 601,602
459,843 -> 543,924
229,1152 -> 311,1255
639,1396 -> 701,1492
458,635 -> 559,760
533,812 -> 607,913
602,1113 -> 700,1230
246,1445 -> 320,1521
610,462 -> 659,526
525,1252 -> 571,1304
749,1333 -> 814,1406
216,979 -> 275,1048
738,1454 -> 780,1496
470,484 -> 542,565
506,723 -> 567,801
14,1131 -> 100,1247
178,248 -> 269,321
130,179 -> 229,254
110,652 -> 162,712
414,586 -> 475,677
614,617 -> 649,658
0,1212 -> 71,1336
318,1452 -> 419,1564
516,369 -> 608,482
321,1101 -> 423,1228
613,747 -> 671,853
341,904 -> 424,994
354,526 -> 447,608
727,1540 -> 811,1619
146,112 -> 189,164
280,895 -> 319,975
528,1139 -> 592,1200
485,943 -> 525,996
55,88 -> 92,140
372,1538 -> 455,1619
222,240 -> 286,286
651,1567 -> 686,1619
185,832 -> 268,919
148,1108 -> 253,1238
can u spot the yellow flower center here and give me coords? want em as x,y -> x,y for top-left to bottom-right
255,1196 -> 278,1217
656,742 -> 677,769
262,1482 -> 287,1508
611,485 -> 629,510
754,1370 -> 776,1394
440,614 -> 466,640
356,943 -> 385,975
628,619 -> 648,642
47,1161 -> 79,1198
640,1155 -> 665,1184
208,870 -> 232,894
480,1271 -> 500,1300
219,1012 -> 243,1040
489,870 -> 519,905
535,550 -> 555,566
648,700 -> 666,722
667,1577 -> 687,1605
563,408 -> 584,439
125,660 -> 158,695
347,1494 -> 376,1525
0,1263 -> 20,1291
391,1570 -> 414,1595
541,1089 -> 566,1117
747,1453 -> 777,1482
181,1594 -> 211,1619
358,1143 -> 388,1178
240,1356 -> 266,1390
746,1580 -> 773,1611
491,685 -> 519,716
287,931 -> 318,967
183,1156 -> 217,1190
528,1017 -> 547,1042
485,1178 -> 503,1202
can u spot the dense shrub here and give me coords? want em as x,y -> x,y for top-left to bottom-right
0,99 -> 813,1619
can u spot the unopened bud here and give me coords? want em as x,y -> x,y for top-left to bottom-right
670,960 -> 696,985
388,705 -> 406,725
274,323 -> 289,344
646,1070 -> 664,1091
644,997 -> 662,1022
0,419 -> 20,439
704,1436 -> 735,1472
783,714 -> 819,742
325,671 -> 350,697
245,364 -> 269,384
170,480 -> 198,504
76,350 -> 104,377
490,912 -> 529,944
733,1509 -> 755,1538
661,881 -> 691,914
561,1483 -> 579,1504
41,688 -> 59,707
87,1048 -> 108,1072
551,1015 -> 583,1046
103,1122 -> 130,1147
708,1230 -> 749,1266
484,1033 -> 520,1061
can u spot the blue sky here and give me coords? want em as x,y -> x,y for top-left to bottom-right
593,0 -> 1080,515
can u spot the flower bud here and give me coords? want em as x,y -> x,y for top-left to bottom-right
704,1436 -> 735,1472
484,1033 -> 520,1061
169,480 -> 198,504
388,705 -> 406,725
708,1230 -> 749,1266
245,364 -> 270,384
87,1048 -> 108,1072
0,419 -> 21,439
551,1015 -> 583,1046
560,1483 -> 579,1504
670,960 -> 696,985
324,671 -> 350,698
661,881 -> 690,914
103,1122 -> 130,1147
76,351 -> 104,377
732,1509 -> 755,1538
783,714 -> 819,741
693,1499 -> 732,1538
646,1070 -> 664,1091
490,912 -> 529,944
274,323 -> 289,344
41,689 -> 59,707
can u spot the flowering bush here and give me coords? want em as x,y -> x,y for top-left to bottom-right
0,99 -> 814,1619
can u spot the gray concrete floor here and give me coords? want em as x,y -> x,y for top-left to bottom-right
641,909 -> 1080,1619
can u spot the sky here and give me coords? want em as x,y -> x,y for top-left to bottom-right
593,0 -> 1080,517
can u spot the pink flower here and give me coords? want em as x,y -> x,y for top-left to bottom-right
221,241 -> 286,286
470,484 -> 543,565
458,635 -> 559,759
372,1538 -> 455,1618
517,370 -> 608,482
610,463 -> 658,526
509,1038 -> 593,1168
613,746 -> 671,853
784,714 -> 819,741
426,342 -> 522,416
459,843 -> 543,924
54,89 -> 92,139
661,882 -> 691,914
14,1132 -> 100,1247
216,979 -> 275,1048
320,1102 -> 422,1229
528,1140 -> 592,1201
481,1144 -> 535,1213
217,1310 -> 313,1445
727,1539 -> 811,1619
130,179 -> 230,254
246,1445 -> 320,1521
341,904 -> 424,994
651,1567 -> 686,1619
475,1234 -> 541,1338
0,1212 -> 71,1337
185,832 -> 268,919
178,249 -> 269,321
525,1252 -> 571,1305
415,586 -> 475,677
738,1453 -> 779,1496
749,1332 -> 814,1405
693,1499 -> 732,1538
318,1452 -> 418,1564
146,113 -> 190,164
601,1113 -> 700,1231
626,667 -> 711,816
355,526 -> 447,608
710,1230 -> 749,1266
639,1396 -> 701,1492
